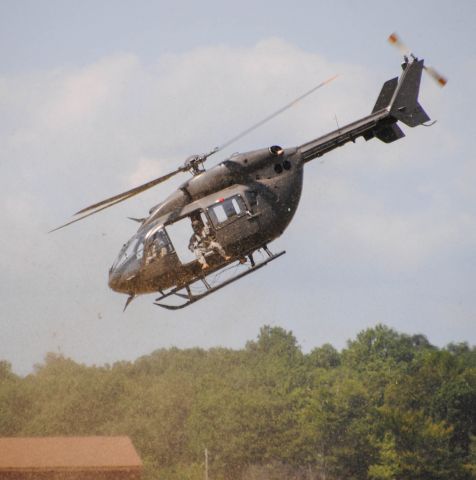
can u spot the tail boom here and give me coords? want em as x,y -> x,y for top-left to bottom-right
299,57 -> 431,163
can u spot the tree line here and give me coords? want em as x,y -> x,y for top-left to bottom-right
0,324 -> 475,479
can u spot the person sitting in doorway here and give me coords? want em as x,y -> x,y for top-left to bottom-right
188,217 -> 230,270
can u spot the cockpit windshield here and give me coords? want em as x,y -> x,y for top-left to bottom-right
111,225 -> 173,272
112,233 -> 144,270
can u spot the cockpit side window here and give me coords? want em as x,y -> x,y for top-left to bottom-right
145,227 -> 173,264
208,195 -> 246,227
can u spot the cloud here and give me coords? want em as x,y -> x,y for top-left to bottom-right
293,164 -> 476,274
38,54 -> 139,131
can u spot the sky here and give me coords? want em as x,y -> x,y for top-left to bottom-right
1,0 -> 475,375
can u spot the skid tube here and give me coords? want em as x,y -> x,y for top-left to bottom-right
154,248 -> 286,310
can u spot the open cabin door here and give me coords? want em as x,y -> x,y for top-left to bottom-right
165,218 -> 196,264
165,211 -> 209,265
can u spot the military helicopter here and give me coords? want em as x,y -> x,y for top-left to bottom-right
53,34 -> 446,310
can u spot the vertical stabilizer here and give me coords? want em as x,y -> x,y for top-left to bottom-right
389,59 -> 430,127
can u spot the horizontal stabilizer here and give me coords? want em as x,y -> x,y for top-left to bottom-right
375,124 -> 405,143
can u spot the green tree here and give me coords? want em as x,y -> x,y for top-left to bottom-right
370,407 -> 464,479
298,369 -> 376,479
307,343 -> 341,369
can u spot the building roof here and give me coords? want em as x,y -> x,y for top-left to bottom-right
0,436 -> 143,472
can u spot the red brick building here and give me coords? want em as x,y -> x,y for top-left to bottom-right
0,436 -> 143,479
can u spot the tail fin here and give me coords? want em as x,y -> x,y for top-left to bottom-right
373,59 -> 430,127
390,59 -> 430,127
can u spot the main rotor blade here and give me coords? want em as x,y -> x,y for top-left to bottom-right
49,192 -> 138,233
50,166 -> 184,233
214,74 -> 339,154
74,166 -> 184,217
51,73 -> 338,232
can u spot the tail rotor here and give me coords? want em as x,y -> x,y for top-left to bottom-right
388,32 -> 447,87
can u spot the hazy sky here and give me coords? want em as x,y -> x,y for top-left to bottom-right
1,0 -> 475,374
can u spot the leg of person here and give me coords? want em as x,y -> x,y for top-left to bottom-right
195,246 -> 209,269
209,240 -> 231,260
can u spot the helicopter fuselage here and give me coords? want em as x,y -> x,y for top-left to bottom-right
108,145 -> 304,296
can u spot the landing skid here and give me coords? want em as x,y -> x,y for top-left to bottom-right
154,249 -> 286,310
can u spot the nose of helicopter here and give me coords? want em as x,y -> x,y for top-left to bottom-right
108,258 -> 140,294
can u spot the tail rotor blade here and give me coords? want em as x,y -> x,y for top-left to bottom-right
388,32 -> 447,87
388,32 -> 411,56
424,65 -> 448,87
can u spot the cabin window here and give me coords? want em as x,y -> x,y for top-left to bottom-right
208,195 -> 246,226
213,204 -> 228,223
231,198 -> 242,214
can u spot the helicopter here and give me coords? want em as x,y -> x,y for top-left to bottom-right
53,34 -> 446,310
